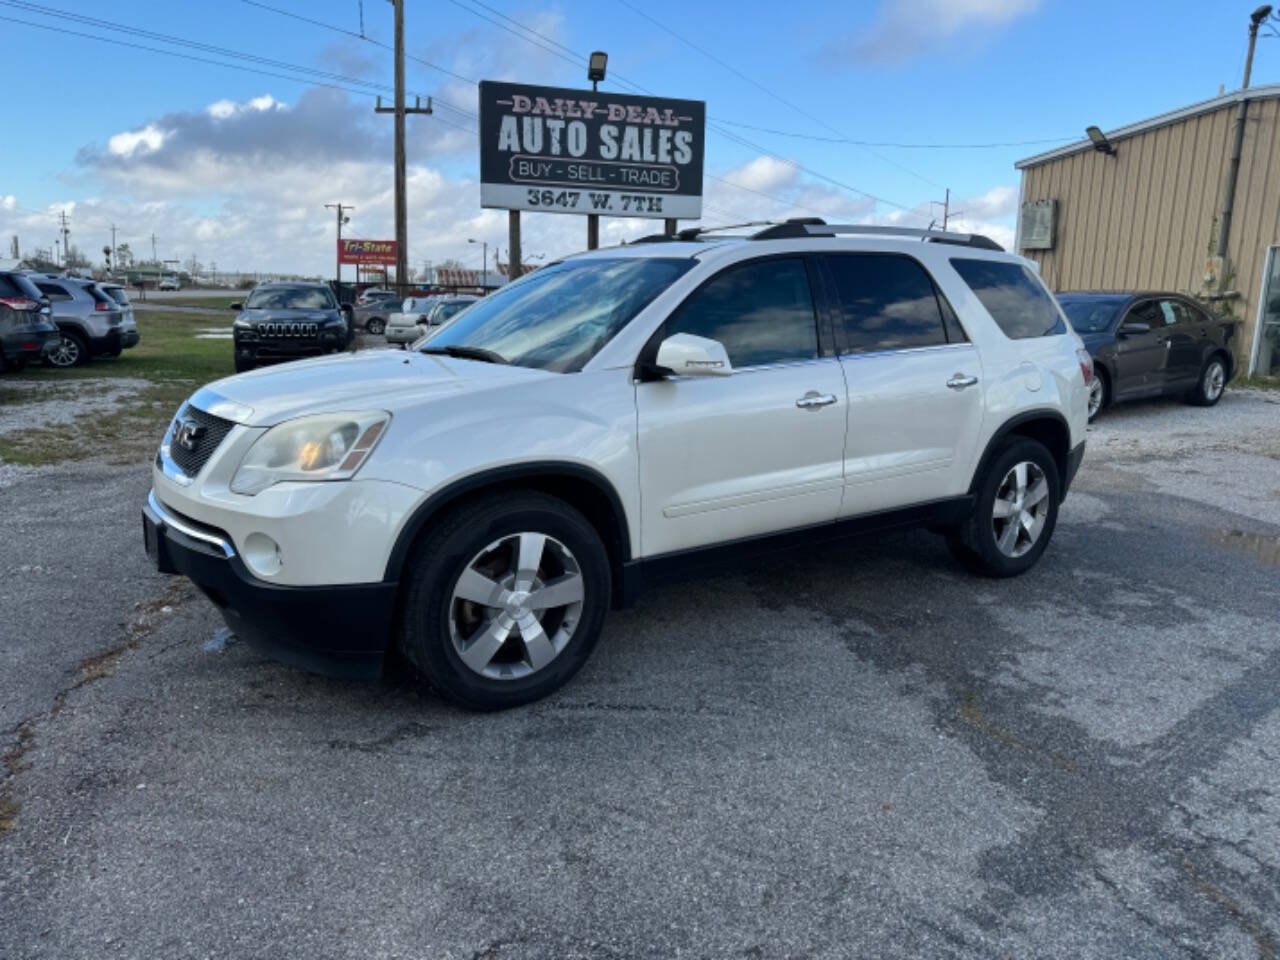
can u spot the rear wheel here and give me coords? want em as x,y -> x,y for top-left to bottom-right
367,317 -> 386,335
945,438 -> 1061,578
397,492 -> 610,710
1187,355 -> 1227,407
45,330 -> 88,368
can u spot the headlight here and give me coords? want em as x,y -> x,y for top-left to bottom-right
230,411 -> 390,495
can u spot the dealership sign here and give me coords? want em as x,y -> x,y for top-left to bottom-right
478,80 -> 705,220
339,239 -> 397,265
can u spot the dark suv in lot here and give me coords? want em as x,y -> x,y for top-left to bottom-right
0,271 -> 58,371
231,282 -> 352,372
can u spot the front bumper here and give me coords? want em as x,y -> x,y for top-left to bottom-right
142,491 -> 397,680
235,331 -> 344,364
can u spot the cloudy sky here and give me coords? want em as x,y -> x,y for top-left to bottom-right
1,0 -> 1270,277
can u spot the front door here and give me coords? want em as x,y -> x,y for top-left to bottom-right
1114,299 -> 1167,397
824,253 -> 984,516
635,257 -> 847,557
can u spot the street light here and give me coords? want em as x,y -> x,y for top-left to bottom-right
1244,5 -> 1276,88
468,238 -> 487,285
588,51 -> 608,91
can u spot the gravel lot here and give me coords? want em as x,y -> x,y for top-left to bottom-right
1,380 -> 1278,959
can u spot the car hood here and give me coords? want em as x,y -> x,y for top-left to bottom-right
239,308 -> 339,324
196,348 -> 554,426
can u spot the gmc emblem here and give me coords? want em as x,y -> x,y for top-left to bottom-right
173,419 -> 206,453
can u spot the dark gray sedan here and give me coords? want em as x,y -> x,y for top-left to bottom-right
1057,291 -> 1239,420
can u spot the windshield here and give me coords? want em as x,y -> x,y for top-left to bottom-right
421,257 -> 694,372
1058,297 -> 1125,333
246,286 -> 335,310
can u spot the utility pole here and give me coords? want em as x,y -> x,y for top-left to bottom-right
942,188 -> 950,231
109,224 -> 117,278
374,0 -> 432,295
325,202 -> 354,286
58,210 -> 70,269
1219,5 -> 1275,260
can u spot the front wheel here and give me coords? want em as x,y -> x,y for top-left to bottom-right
945,437 -> 1061,578
1187,355 -> 1227,407
367,318 -> 386,335
397,492 -> 611,710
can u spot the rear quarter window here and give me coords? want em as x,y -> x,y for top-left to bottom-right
950,258 -> 1066,339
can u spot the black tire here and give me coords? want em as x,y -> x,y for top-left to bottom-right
234,355 -> 256,373
1087,367 -> 1109,421
367,318 -> 386,335
397,491 -> 611,710
1187,353 -> 1228,407
945,437 -> 1061,578
44,329 -> 89,368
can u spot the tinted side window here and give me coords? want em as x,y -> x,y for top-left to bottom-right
36,283 -> 72,301
1167,300 -> 1200,326
950,258 -> 1066,339
827,254 -> 950,353
666,258 -> 817,367
1127,300 -> 1165,328
0,275 -> 22,298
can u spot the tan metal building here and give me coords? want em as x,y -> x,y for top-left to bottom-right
1015,84 -> 1280,376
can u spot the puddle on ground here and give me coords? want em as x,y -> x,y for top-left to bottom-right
1209,528 -> 1280,568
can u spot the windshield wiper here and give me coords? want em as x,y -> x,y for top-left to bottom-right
421,344 -> 508,365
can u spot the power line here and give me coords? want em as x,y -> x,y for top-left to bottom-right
442,0 -> 927,219
0,11 -> 477,135
707,117 -> 1079,150
2,1 -> 478,123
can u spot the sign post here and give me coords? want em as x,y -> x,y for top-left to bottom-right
479,80 -> 705,261
338,239 -> 398,279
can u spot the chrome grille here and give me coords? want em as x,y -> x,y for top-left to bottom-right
165,405 -> 235,478
258,321 -> 318,338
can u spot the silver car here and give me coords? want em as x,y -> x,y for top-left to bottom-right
350,295 -> 402,335
99,283 -> 141,352
28,275 -> 126,367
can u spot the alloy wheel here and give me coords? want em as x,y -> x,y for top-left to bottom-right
1204,361 -> 1225,401
48,335 -> 81,368
448,531 -> 585,680
991,461 -> 1050,558
1087,377 -> 1104,418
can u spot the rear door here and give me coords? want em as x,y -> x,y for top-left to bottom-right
1163,298 -> 1208,387
825,253 -> 983,517
635,256 -> 847,556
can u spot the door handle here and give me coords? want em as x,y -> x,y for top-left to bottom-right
795,392 -> 838,409
946,374 -> 979,390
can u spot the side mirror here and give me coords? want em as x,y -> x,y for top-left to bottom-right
653,333 -> 733,378
1119,320 -> 1150,335
229,302 -> 243,311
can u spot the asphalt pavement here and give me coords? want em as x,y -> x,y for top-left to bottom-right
2,389 -> 1278,959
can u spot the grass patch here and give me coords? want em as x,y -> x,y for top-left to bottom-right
1238,375 -> 1280,391
0,310 -> 235,466
140,295 -> 242,311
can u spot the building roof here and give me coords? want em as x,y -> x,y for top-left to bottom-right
1015,83 -> 1280,170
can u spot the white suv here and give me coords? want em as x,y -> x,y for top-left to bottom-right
142,222 -> 1090,709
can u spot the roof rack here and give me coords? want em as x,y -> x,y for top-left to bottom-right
751,218 -> 1003,250
628,220 -> 776,244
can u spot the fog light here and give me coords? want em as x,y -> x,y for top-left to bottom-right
243,532 -> 283,576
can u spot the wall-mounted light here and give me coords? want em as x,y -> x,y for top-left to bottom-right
1085,125 -> 1116,157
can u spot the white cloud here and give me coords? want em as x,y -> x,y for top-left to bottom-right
832,0 -> 1038,64
1,195 -> 13,211
107,124 -> 168,157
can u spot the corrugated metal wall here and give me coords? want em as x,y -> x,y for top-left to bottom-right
1019,96 -> 1280,371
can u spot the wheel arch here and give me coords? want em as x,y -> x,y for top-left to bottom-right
383,461 -> 633,599
969,410 -> 1071,494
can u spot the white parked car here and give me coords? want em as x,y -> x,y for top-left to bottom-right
158,276 -> 181,291
384,296 -> 443,346
143,221 -> 1090,709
